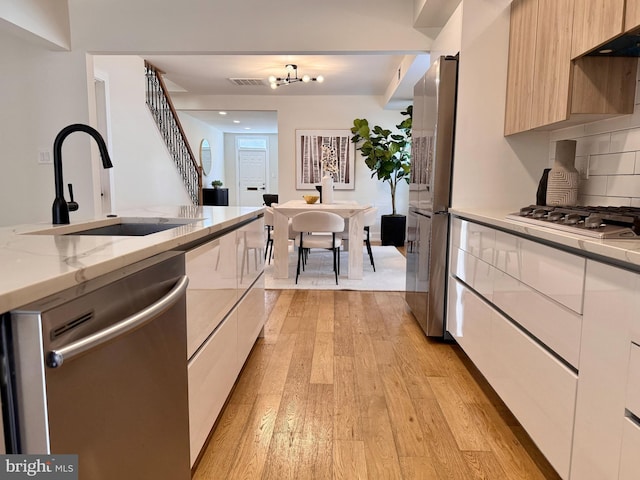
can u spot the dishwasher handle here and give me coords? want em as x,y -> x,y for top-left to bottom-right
46,275 -> 189,369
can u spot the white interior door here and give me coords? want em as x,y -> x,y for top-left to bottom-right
94,76 -> 114,214
238,149 -> 267,206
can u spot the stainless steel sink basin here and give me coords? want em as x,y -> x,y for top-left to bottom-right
63,222 -> 188,236
24,217 -> 199,236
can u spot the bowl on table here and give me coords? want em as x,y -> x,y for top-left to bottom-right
303,195 -> 319,204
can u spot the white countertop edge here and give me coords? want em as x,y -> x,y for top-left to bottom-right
449,207 -> 640,270
0,206 -> 263,313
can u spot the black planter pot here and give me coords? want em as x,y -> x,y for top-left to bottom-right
381,214 -> 406,246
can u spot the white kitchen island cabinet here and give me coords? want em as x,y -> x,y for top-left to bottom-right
185,217 -> 265,466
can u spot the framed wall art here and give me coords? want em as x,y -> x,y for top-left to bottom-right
295,129 -> 355,190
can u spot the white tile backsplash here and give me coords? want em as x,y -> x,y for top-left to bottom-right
551,89 -> 640,204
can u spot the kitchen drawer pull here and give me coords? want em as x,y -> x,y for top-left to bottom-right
46,275 -> 189,368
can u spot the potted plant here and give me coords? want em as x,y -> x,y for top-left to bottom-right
211,180 -> 223,188
351,106 -> 412,246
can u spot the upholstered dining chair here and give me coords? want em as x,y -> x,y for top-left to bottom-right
342,207 -> 378,272
291,211 -> 345,285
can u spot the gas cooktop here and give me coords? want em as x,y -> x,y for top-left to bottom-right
506,205 -> 640,239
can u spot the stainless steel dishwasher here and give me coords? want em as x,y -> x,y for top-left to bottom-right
1,251 -> 191,479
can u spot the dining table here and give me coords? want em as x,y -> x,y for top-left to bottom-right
272,200 -> 372,280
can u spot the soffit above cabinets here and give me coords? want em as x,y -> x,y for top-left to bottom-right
414,0 -> 462,28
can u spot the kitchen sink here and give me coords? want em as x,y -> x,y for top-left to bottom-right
24,217 -> 199,236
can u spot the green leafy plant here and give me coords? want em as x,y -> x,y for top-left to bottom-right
211,180 -> 223,188
350,106 -> 412,215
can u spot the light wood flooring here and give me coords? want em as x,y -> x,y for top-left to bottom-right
193,289 -> 561,479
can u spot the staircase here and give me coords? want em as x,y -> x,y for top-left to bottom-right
144,61 -> 202,205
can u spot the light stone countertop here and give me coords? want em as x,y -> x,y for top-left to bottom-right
450,207 -> 640,271
0,205 -> 263,313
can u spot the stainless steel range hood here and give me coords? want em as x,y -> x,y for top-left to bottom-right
587,29 -> 640,56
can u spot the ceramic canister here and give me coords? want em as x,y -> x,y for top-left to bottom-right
546,140 -> 579,207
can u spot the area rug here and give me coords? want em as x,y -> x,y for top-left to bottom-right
264,245 -> 406,291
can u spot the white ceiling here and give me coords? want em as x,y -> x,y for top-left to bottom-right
145,53 -> 430,134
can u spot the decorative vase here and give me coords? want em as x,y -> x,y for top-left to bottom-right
321,174 -> 334,204
546,140 -> 578,207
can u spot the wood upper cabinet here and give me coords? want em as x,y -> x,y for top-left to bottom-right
505,0 -> 637,135
505,0 -> 575,134
626,0 -> 640,31
571,0 -> 625,58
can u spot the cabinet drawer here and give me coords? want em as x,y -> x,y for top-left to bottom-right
450,247 -> 494,299
626,343 -> 640,418
493,270 -> 582,368
188,313 -> 239,466
237,274 -> 265,369
489,310 -> 577,480
451,218 -> 496,263
446,277 -> 493,374
185,233 -> 238,358
494,231 -> 585,314
619,417 -> 640,480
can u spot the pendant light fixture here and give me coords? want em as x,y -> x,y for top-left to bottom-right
268,64 -> 324,89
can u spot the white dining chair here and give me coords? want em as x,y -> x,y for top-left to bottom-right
291,211 -> 345,285
342,207 -> 378,272
264,205 -> 295,264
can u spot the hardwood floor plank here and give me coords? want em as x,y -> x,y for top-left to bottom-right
463,451 -> 509,480
310,331 -> 334,384
257,333 -> 297,395
334,355 -> 363,441
192,402 -> 253,480
334,292 -> 354,357
429,376 -> 492,452
399,456 -> 440,480
261,432 -> 299,480
225,394 -> 281,479
316,290 -> 335,333
379,361 -> 427,457
334,440 -> 368,480
229,341 -> 274,406
263,290 -> 294,343
360,394 -> 404,479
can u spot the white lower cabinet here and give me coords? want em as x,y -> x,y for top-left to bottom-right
619,418 -> 640,480
447,277 -> 577,479
188,312 -> 239,466
570,260 -> 640,480
184,216 -> 266,466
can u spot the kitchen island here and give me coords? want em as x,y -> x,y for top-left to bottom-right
449,207 -> 640,480
0,205 -> 263,313
0,205 -> 266,470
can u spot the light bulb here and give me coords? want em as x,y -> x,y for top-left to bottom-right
302,75 -> 311,83
268,75 -> 276,83
270,83 -> 278,89
316,75 -> 324,83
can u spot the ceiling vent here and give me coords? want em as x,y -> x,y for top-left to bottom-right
228,78 -> 267,86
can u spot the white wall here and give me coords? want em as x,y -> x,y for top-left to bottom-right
430,2 -> 463,61
93,56 -> 191,210
175,94 -> 410,221
451,0 -> 549,210
0,29 -> 96,226
0,0 -> 70,50
177,112 -> 225,190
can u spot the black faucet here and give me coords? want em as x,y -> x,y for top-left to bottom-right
52,124 -> 113,224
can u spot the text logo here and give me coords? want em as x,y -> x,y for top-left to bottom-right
0,455 -> 77,479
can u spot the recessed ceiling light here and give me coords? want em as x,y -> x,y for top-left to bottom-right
233,120 -> 240,124
218,111 -> 227,115
244,127 -> 251,130
598,48 -> 614,54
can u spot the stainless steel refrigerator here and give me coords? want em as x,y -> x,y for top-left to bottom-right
405,55 -> 458,337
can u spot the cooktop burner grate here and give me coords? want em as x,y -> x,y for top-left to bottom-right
506,205 -> 640,239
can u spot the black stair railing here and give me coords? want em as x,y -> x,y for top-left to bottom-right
144,61 -> 202,205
